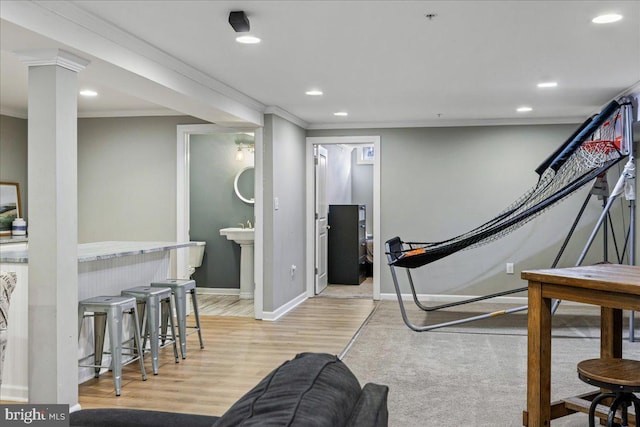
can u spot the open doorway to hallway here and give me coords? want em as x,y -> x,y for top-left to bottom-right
305,136 -> 381,301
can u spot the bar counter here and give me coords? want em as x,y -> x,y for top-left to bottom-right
0,241 -> 194,401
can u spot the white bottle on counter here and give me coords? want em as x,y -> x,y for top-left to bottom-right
11,218 -> 26,236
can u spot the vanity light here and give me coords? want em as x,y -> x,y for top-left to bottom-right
592,14 -> 623,24
334,111 -> 348,116
235,148 -> 244,161
305,90 -> 323,96
517,106 -> 533,113
537,82 -> 558,88
236,35 -> 261,44
79,89 -> 98,97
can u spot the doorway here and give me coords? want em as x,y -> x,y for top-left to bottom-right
176,124 -> 264,319
305,136 -> 381,300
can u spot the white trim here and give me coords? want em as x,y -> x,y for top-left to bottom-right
380,293 -> 593,306
305,135 -> 381,300
176,124 -> 264,320
264,106 -> 309,129
78,109 -> 183,118
196,287 -> 240,296
0,108 -> 27,119
0,384 -> 28,402
261,292 -> 307,321
15,48 -> 89,72
307,116 -> 584,130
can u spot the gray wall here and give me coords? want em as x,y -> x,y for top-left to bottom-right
263,114 -> 307,312
351,149 -> 373,235
308,124 -> 625,296
0,115 -> 28,220
77,116 -> 206,242
189,132 -> 254,289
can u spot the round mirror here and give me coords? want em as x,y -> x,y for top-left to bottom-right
234,166 -> 255,204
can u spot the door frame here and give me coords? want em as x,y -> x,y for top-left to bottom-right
177,124 -> 264,319
305,136 -> 381,299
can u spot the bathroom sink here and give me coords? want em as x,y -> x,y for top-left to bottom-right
219,227 -> 255,245
220,227 -> 255,299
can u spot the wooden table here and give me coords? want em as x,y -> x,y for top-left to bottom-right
522,264 -> 640,426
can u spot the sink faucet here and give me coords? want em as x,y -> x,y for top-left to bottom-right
247,220 -> 252,229
237,223 -> 245,229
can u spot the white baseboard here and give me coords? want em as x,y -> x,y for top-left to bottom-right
0,384 -> 28,402
196,287 -> 240,296
262,292 -> 307,321
380,292 -> 590,306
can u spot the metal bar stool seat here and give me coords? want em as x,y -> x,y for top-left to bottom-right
121,286 -> 180,375
578,358 -> 640,427
150,279 -> 203,359
78,295 -> 147,396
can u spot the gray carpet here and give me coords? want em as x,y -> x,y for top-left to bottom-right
342,300 -> 640,427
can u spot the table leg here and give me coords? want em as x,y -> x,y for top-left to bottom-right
600,307 -> 622,359
527,282 -> 552,426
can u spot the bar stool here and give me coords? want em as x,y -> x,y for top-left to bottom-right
577,358 -> 640,427
150,279 -> 203,359
78,295 -> 147,396
121,286 -> 180,375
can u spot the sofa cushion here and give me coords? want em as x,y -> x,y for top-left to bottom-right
214,352 -> 362,427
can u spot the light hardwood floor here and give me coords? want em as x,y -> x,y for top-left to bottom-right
77,297 -> 376,416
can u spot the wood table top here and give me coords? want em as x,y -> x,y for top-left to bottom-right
521,264 -> 640,296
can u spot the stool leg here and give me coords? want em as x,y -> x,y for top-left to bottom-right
147,295 -> 160,375
589,393 -> 615,427
165,297 -> 179,363
173,289 -> 187,359
131,305 -> 147,382
106,308 -> 123,396
607,394 -> 625,427
190,289 -> 204,349
136,301 -> 147,352
93,313 -> 107,378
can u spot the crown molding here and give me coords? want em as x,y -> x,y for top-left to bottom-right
0,108 -> 28,119
78,109 -> 184,118
15,48 -> 89,72
306,116 -> 584,130
263,106 -> 309,129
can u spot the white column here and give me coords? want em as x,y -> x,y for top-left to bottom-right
17,49 -> 88,406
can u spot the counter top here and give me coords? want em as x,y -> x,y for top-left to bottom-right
0,241 -> 195,263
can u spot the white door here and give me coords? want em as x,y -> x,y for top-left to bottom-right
315,146 -> 329,294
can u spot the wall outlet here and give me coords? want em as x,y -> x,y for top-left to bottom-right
274,197 -> 279,210
290,264 -> 296,278
506,262 -> 514,274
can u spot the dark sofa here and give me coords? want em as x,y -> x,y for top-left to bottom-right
70,352 -> 389,427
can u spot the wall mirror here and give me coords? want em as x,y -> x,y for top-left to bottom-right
234,166 -> 255,204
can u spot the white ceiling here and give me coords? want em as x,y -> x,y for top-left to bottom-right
1,1 -> 639,128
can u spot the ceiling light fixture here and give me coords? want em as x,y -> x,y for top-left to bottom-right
305,90 -> 323,96
537,82 -> 558,88
229,10 -> 261,44
79,89 -> 98,97
592,14 -> 623,24
236,35 -> 261,44
334,112 -> 348,116
517,106 -> 533,113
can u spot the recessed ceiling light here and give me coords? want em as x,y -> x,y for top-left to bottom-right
79,89 -> 98,97
592,14 -> 623,24
517,106 -> 533,113
236,35 -> 261,44
537,82 -> 558,88
334,112 -> 348,116
305,90 -> 323,96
